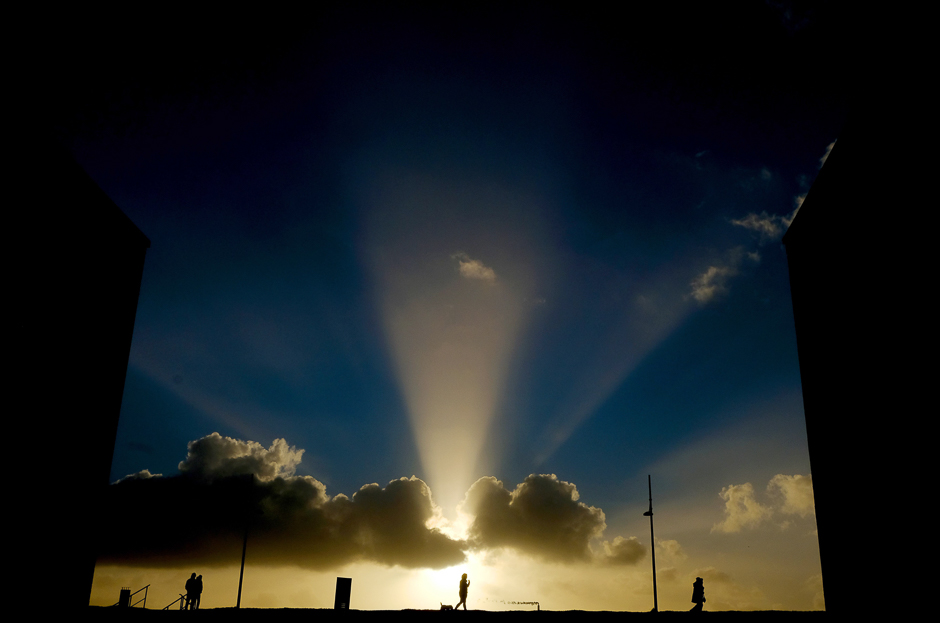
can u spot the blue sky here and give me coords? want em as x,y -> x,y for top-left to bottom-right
63,4 -> 846,610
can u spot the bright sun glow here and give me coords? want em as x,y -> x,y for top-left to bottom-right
364,177 -> 539,517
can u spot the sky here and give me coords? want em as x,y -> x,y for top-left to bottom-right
44,3 -> 849,612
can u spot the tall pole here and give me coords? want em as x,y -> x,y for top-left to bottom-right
237,522 -> 248,608
643,475 -> 658,613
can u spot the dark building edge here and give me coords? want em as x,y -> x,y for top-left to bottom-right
12,132 -> 150,611
782,86 -> 923,613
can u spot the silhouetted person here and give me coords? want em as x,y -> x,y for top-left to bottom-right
193,575 -> 203,610
455,573 -> 470,610
185,573 -> 197,610
690,577 -> 705,612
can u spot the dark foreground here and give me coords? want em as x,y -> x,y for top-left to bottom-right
89,606 -> 824,620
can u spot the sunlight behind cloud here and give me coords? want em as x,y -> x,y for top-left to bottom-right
359,169 -> 543,516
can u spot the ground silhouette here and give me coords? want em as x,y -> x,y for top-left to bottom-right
88,605 -> 824,620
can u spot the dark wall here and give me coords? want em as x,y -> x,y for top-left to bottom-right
12,134 -> 149,609
783,108 -> 914,614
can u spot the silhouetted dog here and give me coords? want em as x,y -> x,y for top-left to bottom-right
440,604 -> 453,610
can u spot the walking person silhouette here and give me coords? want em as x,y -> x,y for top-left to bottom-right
690,577 -> 706,612
455,573 -> 470,610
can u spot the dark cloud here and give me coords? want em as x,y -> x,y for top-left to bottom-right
177,433 -> 304,482
461,474 -> 610,563
99,436 -> 646,571
97,434 -> 466,570
599,536 -> 646,566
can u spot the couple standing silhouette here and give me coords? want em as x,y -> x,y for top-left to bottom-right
184,573 -> 203,610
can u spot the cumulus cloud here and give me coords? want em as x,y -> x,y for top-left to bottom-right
600,536 -> 646,565
712,483 -> 774,533
462,474 -> 612,563
98,434 -> 466,570
656,538 -> 686,560
768,474 -> 815,517
452,252 -> 497,282
178,433 -> 304,482
713,474 -> 814,533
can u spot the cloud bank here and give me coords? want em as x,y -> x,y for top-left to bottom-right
101,434 -> 465,570
99,435 -> 645,570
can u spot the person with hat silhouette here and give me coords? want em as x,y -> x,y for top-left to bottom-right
691,577 -> 706,611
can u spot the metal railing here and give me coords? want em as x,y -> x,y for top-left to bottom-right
112,585 -> 150,608
164,594 -> 190,610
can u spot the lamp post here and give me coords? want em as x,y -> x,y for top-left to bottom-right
643,475 -> 658,613
236,475 -> 262,609
237,521 -> 248,609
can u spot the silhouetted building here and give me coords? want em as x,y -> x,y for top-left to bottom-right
783,113 -> 911,614
13,134 -> 149,611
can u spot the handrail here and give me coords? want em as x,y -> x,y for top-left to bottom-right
111,584 -> 151,608
131,584 -> 150,608
163,594 -> 188,610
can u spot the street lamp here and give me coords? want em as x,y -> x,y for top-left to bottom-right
643,475 -> 658,613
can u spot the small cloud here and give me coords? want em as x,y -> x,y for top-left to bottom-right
656,538 -> 686,560
659,567 -> 680,582
712,482 -> 773,533
730,202 -> 804,243
820,140 -> 836,168
452,252 -> 496,282
114,469 -> 162,484
760,167 -> 772,180
690,264 -> 738,304
792,193 -> 806,211
599,536 -> 647,566
730,211 -> 786,240
767,474 -> 815,518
